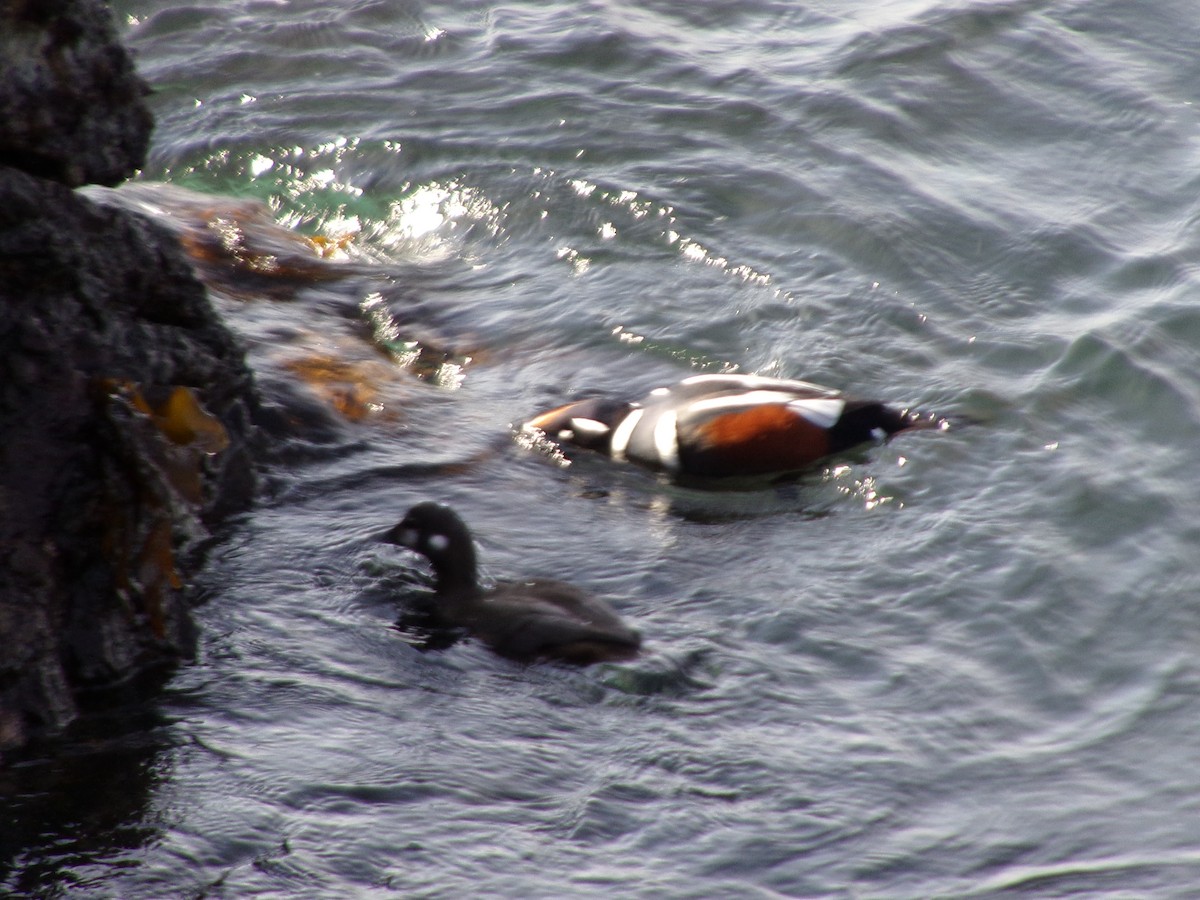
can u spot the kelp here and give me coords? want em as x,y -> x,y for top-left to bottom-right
95,380 -> 229,640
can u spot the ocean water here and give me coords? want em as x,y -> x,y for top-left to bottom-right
7,0 -> 1200,896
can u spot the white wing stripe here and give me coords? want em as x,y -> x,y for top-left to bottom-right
788,398 -> 845,430
678,373 -> 837,395
672,390 -> 845,430
685,390 -> 818,416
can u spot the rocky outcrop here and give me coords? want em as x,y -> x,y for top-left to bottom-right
0,0 -> 260,754
0,0 -> 152,187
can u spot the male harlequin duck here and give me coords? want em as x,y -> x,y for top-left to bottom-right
384,502 -> 641,665
521,373 -> 942,480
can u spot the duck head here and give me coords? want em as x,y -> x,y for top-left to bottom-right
827,399 -> 925,449
385,501 -> 478,595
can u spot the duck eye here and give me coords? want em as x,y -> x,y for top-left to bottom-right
427,533 -> 450,552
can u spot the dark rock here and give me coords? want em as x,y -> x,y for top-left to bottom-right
0,167 -> 261,750
0,0 -> 262,753
0,0 -> 152,186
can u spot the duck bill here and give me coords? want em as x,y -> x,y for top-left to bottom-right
377,523 -> 415,547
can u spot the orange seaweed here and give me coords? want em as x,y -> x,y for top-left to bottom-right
95,378 -> 227,634
282,354 -> 385,422
152,386 -> 230,453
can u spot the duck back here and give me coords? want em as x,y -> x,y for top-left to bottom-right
455,580 -> 641,664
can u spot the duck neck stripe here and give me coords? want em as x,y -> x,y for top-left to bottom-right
608,407 -> 644,461
653,409 -> 680,471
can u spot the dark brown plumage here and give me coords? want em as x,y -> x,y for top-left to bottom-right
384,502 -> 641,665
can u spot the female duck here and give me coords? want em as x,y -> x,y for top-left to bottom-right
522,372 -> 943,481
385,502 -> 641,665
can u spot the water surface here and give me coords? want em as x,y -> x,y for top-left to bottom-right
7,0 -> 1200,895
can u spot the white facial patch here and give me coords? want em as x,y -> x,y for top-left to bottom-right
428,533 -> 450,552
569,417 -> 610,440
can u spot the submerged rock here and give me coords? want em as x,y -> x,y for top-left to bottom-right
0,1 -> 260,753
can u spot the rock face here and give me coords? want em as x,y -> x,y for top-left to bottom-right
0,0 -> 153,186
0,0 -> 259,753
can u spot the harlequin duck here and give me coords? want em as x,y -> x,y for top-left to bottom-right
521,373 -> 941,480
384,502 -> 641,665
